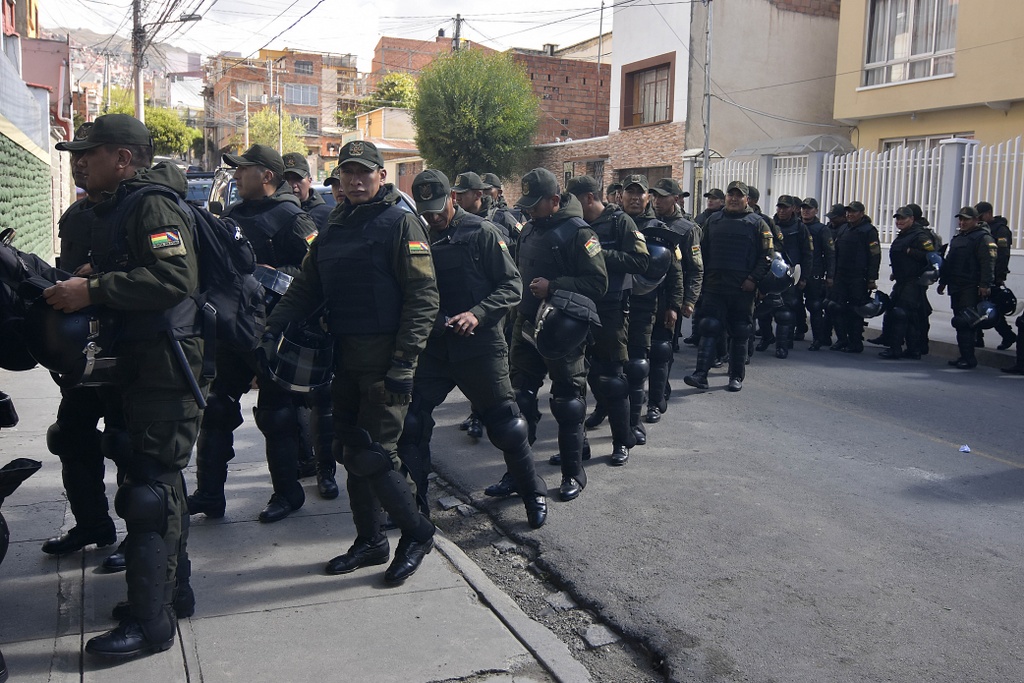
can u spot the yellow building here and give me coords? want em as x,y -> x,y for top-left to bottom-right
834,0 -> 1024,151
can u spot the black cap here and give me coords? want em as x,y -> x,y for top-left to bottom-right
411,169 -> 451,214
747,186 -> 760,203
452,171 -> 486,192
481,173 -> 502,189
845,201 -> 866,213
323,166 -> 341,187
56,113 -> 153,151
956,206 -> 979,219
826,203 -> 846,218
703,188 -> 725,200
775,195 -> 799,208
800,197 -> 818,209
623,174 -> 649,191
223,143 -> 286,177
974,201 -> 994,215
566,175 -> 602,197
516,168 -> 559,209
893,206 -> 915,219
607,182 -> 623,194
338,140 -> 384,169
726,181 -> 749,196
282,152 -> 311,179
651,178 -> 683,197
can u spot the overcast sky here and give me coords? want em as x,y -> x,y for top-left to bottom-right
40,0 -> 619,70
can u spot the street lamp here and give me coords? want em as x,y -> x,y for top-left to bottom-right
230,95 -> 250,148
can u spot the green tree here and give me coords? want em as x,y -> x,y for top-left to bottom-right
336,72 -> 417,128
232,106 -> 309,154
144,107 -> 194,156
413,50 -> 538,180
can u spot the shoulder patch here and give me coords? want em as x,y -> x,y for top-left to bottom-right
633,229 -> 646,242
997,237 -> 1009,247
498,239 -> 509,252
691,245 -> 701,256
305,231 -> 318,245
674,246 -> 683,260
584,236 -> 602,257
408,241 -> 430,255
149,229 -> 182,250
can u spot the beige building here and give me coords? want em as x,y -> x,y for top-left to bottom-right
834,0 -> 1024,150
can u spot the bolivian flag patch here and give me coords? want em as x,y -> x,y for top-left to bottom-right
149,229 -> 182,250
498,239 -> 509,252
584,236 -> 601,257
305,231 -> 318,245
408,241 -> 430,255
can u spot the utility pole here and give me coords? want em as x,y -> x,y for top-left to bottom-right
593,1 -> 604,138
701,0 -> 714,184
132,0 -> 145,122
452,14 -> 462,52
103,51 -> 111,113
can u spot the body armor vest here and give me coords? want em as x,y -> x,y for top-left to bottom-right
431,213 -> 492,317
317,204 -> 406,335
804,220 -> 829,277
704,212 -> 761,274
942,227 -> 991,288
778,218 -> 804,268
834,221 -> 874,277
57,199 -> 99,273
890,225 -> 931,282
590,209 -> 631,299
225,200 -> 304,267
517,215 -> 588,317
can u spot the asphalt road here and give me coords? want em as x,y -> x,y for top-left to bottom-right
426,341 -> 1024,683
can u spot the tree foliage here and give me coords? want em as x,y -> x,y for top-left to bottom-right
102,87 -> 195,156
336,72 -> 418,129
413,49 -> 539,180
231,106 -> 309,154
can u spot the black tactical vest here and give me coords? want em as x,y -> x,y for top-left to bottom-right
890,225 -> 930,282
517,215 -> 588,317
431,213 -> 493,317
57,199 -> 99,273
804,220 -> 829,277
942,227 -> 990,287
317,204 -> 406,335
778,218 -> 805,268
834,221 -> 873,277
225,200 -> 305,267
704,212 -> 762,274
590,209 -> 631,299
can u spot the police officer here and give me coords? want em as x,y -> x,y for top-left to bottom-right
975,201 -> 1016,350
283,152 -> 332,232
650,178 -> 701,420
565,175 -> 647,465
187,144 -> 316,524
44,113 -> 205,658
695,188 -> 725,227
828,201 -> 881,353
620,175 -> 671,445
938,206 -> 997,369
607,182 -> 624,206
492,168 -> 607,501
482,172 -> 505,206
324,165 -> 345,204
400,170 -> 547,527
879,206 -> 937,360
683,181 -> 774,392
799,198 -> 835,351
265,140 -> 438,584
759,195 -> 812,359
40,124 -> 122,567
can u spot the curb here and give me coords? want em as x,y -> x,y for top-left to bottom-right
433,534 -> 592,683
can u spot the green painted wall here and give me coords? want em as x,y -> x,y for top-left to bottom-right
0,132 -> 52,257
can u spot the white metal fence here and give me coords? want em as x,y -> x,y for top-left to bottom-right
771,155 -> 809,203
705,157 -> 757,194
961,136 -> 1024,248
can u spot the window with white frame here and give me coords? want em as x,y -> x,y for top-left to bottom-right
293,116 -> 319,134
881,132 -> 973,153
294,60 -> 313,75
284,84 -> 318,106
864,0 -> 957,87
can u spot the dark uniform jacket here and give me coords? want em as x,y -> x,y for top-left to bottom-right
834,216 -> 881,282
987,215 -> 1012,284
940,224 -> 997,292
56,197 -> 99,273
587,203 -> 649,302
889,224 -> 936,282
224,184 -> 315,276
803,218 -> 835,280
774,215 -> 813,282
658,204 -> 703,309
516,193 -> 607,317
266,184 -> 438,365
700,207 -> 774,293
425,207 -> 521,361
301,190 -> 333,233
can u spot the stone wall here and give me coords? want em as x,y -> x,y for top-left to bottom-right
0,131 -> 53,257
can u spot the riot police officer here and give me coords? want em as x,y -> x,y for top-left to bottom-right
683,181 -> 774,392
564,175 -> 647,465
828,201 -> 881,353
759,195 -> 812,358
493,168 -> 607,501
283,152 -> 332,232
400,170 -> 547,527
266,140 -> 438,584
938,206 -> 997,369
975,201 -> 1016,350
800,198 -> 835,351
878,206 -> 937,360
188,144 -> 316,523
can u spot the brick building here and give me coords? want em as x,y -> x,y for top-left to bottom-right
370,31 -> 492,87
510,50 -> 611,143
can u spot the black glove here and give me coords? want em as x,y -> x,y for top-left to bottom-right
384,357 -> 414,406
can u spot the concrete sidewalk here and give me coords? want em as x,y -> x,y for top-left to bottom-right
0,367 -> 587,683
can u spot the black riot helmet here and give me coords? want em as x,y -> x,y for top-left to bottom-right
642,217 -> 696,248
972,299 -> 999,329
758,252 -> 800,294
264,322 -> 334,393
631,243 -> 673,296
854,290 -> 891,318
534,290 -> 601,360
0,458 -> 42,566
22,299 -> 124,387
918,252 -> 943,286
989,286 -> 1017,317
753,291 -> 785,318
253,264 -> 294,310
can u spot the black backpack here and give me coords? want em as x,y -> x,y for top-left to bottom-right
111,185 -> 267,376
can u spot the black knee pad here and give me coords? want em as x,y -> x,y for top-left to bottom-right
774,309 -> 796,325
951,312 -> 971,331
486,415 -> 530,453
807,298 -> 823,312
45,421 -> 92,458
624,358 -> 650,383
100,427 -> 133,465
649,340 -> 673,364
595,373 -> 628,400
202,392 -> 243,431
888,306 -> 908,323
514,387 -> 541,421
343,442 -> 393,478
729,322 -> 753,340
114,480 -> 169,535
549,396 -> 586,425
698,316 -> 723,337
253,404 -> 298,436
826,300 -> 844,317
